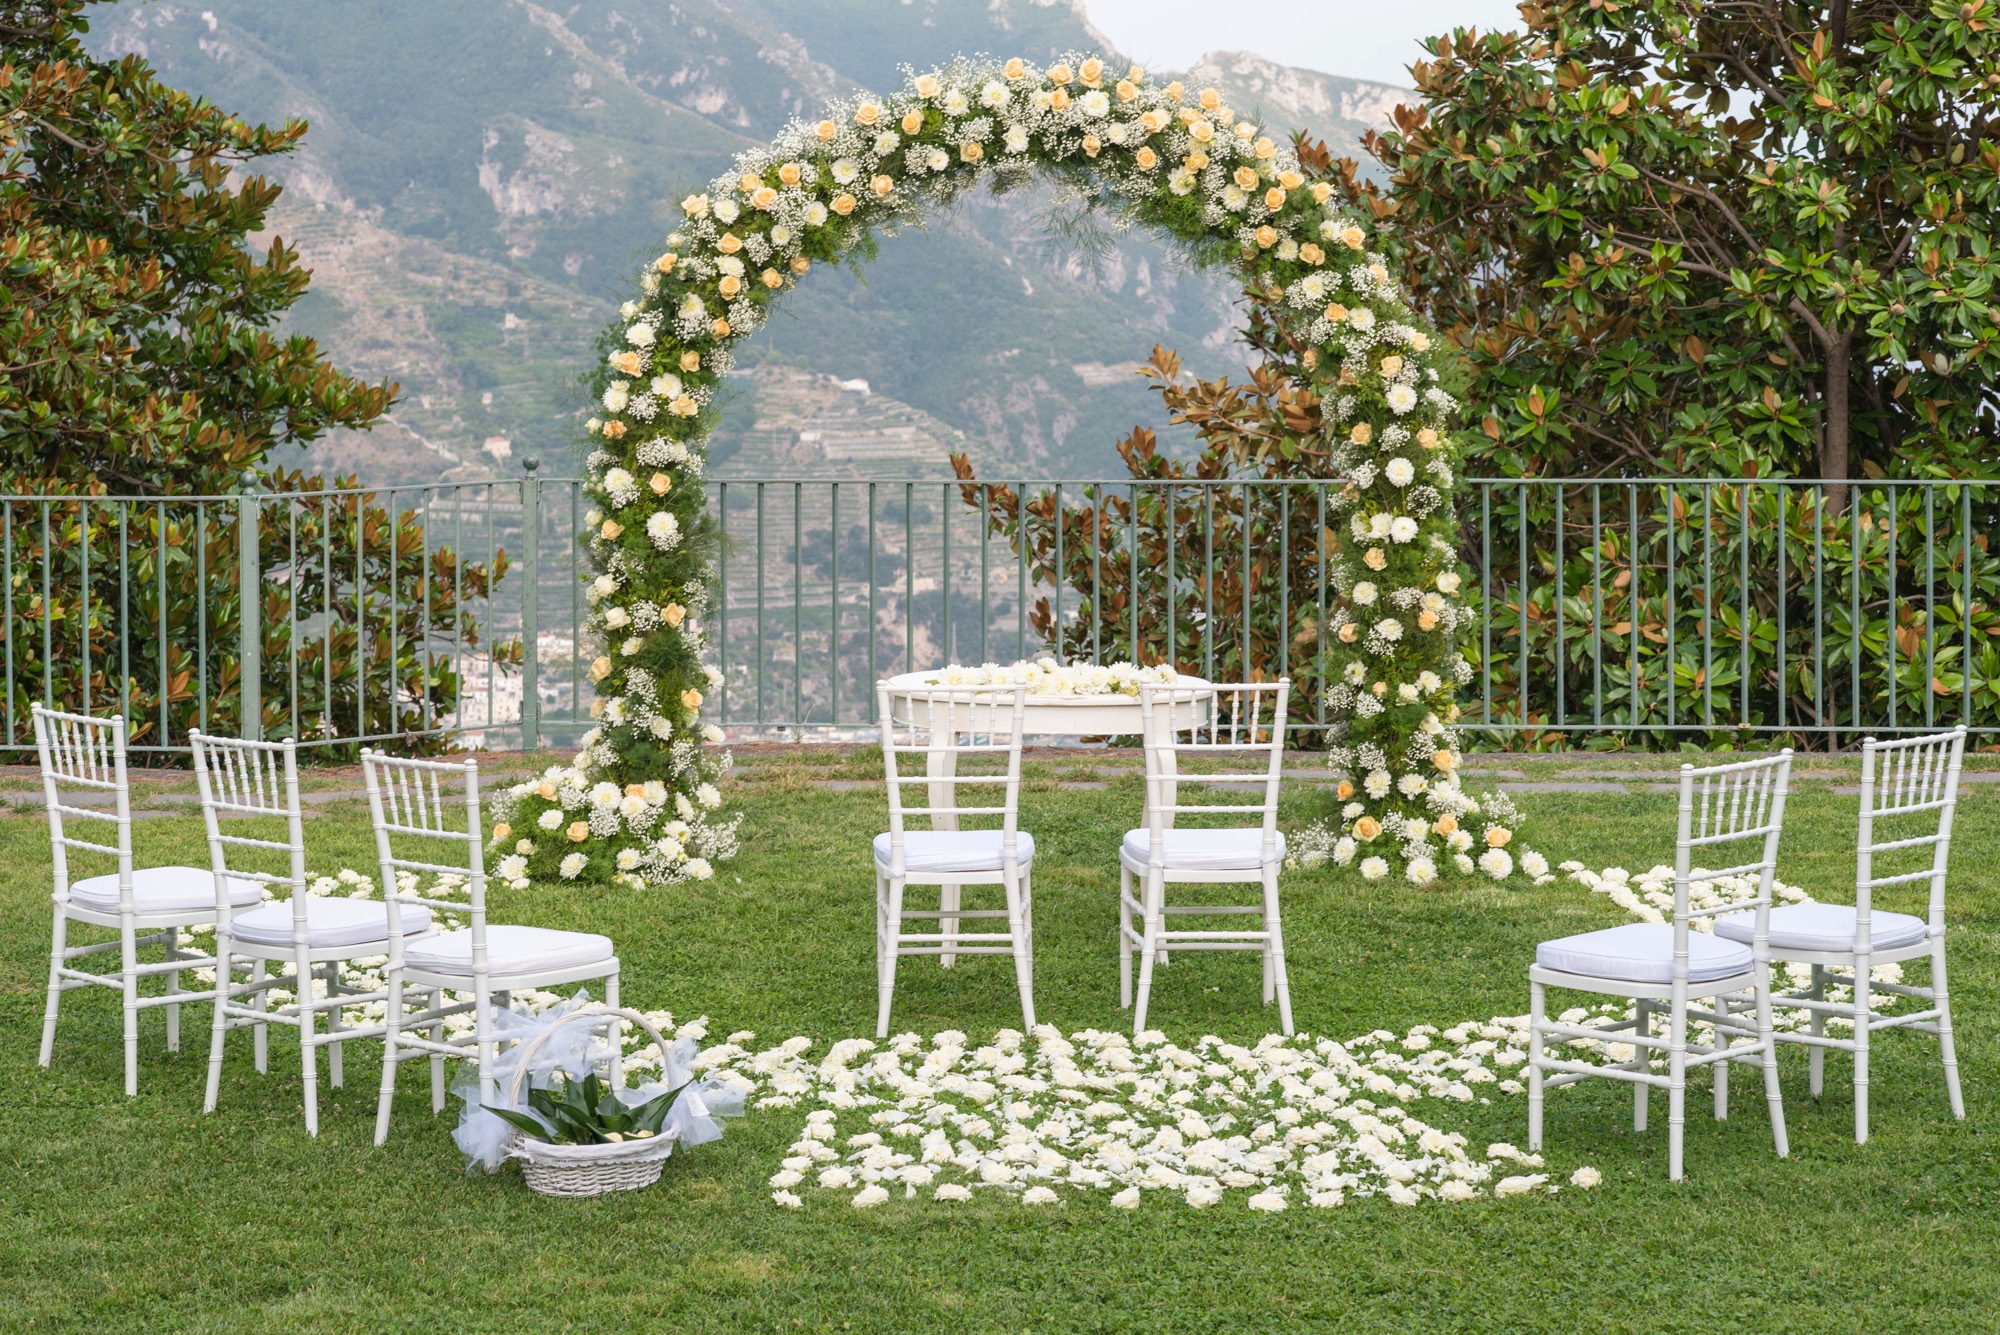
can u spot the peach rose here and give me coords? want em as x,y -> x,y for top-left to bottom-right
1233,166 -> 1260,189
1081,134 -> 1101,157
1418,428 -> 1440,449
750,187 -> 779,210
1300,243 -> 1325,265
1047,63 -> 1073,85
1265,187 -> 1287,211
1135,147 -> 1158,170
1254,226 -> 1278,248
1050,88 -> 1070,111
567,821 -> 590,843
680,351 -> 701,372
662,604 -> 687,627
855,102 -> 882,126
1311,182 -> 1333,203
870,175 -> 895,196
814,120 -> 837,141
650,473 -> 672,495
1116,79 -> 1138,103
1350,422 -> 1373,445
790,255 -> 811,275
601,421 -> 626,439
961,141 -> 984,162
537,779 -> 558,800
831,192 -> 857,215
710,318 -> 731,338
1433,815 -> 1457,836
600,520 -> 622,540
1324,302 -> 1349,323
1418,610 -> 1439,631
914,74 -> 941,99
1432,749 -> 1456,771
681,688 -> 704,710
760,268 -> 783,289
777,162 -> 803,186
1255,136 -> 1277,160
738,172 -> 762,193
1338,623 -> 1359,642
718,274 -> 742,297
1199,87 -> 1220,110
1341,224 -> 1366,250
1354,817 -> 1381,841
492,823 -> 511,841
1487,827 -> 1512,848
655,253 -> 677,273
626,784 -> 647,799
716,232 -> 742,254
610,351 -> 642,376
901,110 -> 925,135
1004,58 -> 1026,80
1336,781 -> 1355,801
590,655 -> 613,680
1165,81 -> 1186,102
1183,151 -> 1208,172
1079,57 -> 1104,87
1278,170 -> 1304,189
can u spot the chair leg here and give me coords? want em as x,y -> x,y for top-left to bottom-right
1527,980 -> 1545,1152
1754,960 -> 1788,1159
1264,869 -> 1293,1036
605,971 -> 623,1087
1004,865 -> 1035,1032
1808,964 -> 1826,1097
121,914 -> 140,1098
325,962 -> 345,1089
939,880 -> 959,969
205,937 -> 234,1113
1934,938 -> 1964,1120
877,878 -> 904,1040
298,951 -> 320,1137
375,964 -> 404,1146
1632,1001 -> 1650,1132
1668,996 -> 1687,1181
1020,866 -> 1036,994
164,940 -> 182,1054
39,903 -> 66,1068
1853,954 -> 1872,1146
1131,870 -> 1164,1036
1118,866 -> 1133,1011
429,994 -> 447,1115
252,958 -> 269,1074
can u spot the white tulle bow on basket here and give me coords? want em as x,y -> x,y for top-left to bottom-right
452,993 -> 744,1196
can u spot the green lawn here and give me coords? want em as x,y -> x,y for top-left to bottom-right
1,752 -> 1996,1333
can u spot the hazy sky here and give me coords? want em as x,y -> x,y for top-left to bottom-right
1081,0 -> 1526,87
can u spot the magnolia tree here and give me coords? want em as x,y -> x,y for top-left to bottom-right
495,54 -> 1511,887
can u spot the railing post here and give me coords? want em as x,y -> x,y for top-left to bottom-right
237,470 -> 261,741
520,457 -> 541,754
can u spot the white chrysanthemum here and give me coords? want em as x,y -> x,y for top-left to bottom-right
1364,769 -> 1392,799
1079,89 -> 1110,117
684,858 -> 714,880
626,322 -> 655,348
1333,837 -> 1357,865
497,855 -> 528,880
1406,857 -> 1437,885
1389,517 -> 1419,543
980,80 -> 1008,109
559,852 -> 588,880
1375,618 -> 1404,642
601,382 -> 629,413
1478,848 -> 1513,880
1386,384 -> 1418,414
1398,773 -> 1429,797
1360,857 -> 1389,881
647,512 -> 682,550
537,809 -> 563,831
1521,851 -> 1550,879
1349,306 -> 1377,332
1384,457 -> 1415,487
1351,580 -> 1377,606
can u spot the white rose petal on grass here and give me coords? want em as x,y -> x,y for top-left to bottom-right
1495,1174 -> 1548,1198
1385,1184 -> 1421,1207
771,1190 -> 802,1209
1438,1180 -> 1480,1202
1110,1186 -> 1142,1210
1246,1191 -> 1288,1213
1185,1185 -> 1223,1208
1021,1186 -> 1061,1206
934,1183 -> 972,1202
1570,1166 -> 1602,1189
852,1185 -> 891,1209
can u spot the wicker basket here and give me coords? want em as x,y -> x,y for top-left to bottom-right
502,1003 -> 681,1198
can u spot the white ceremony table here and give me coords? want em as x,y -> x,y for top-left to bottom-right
881,671 -> 1216,966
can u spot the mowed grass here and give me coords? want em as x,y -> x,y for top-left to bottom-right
1,753 -> 1997,1333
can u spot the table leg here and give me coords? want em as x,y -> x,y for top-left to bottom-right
928,743 -> 960,968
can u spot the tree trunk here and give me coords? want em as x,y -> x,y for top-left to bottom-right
1821,331 -> 1851,514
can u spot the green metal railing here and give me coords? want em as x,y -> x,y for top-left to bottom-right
6,473 -> 1987,754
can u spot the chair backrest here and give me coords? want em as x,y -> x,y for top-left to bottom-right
33,705 -> 132,908
1671,750 -> 1794,965
361,749 -> 483,957
875,683 -> 1028,875
1858,727 -> 1966,940
189,730 -> 304,926
1136,680 -> 1289,859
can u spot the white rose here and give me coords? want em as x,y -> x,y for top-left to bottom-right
601,382 -> 629,413
1004,126 -> 1029,153
1333,837 -> 1357,865
497,855 -> 528,879
538,809 -> 563,831
1384,457 -> 1415,487
1438,571 -> 1462,594
1522,851 -> 1551,879
649,374 -> 682,399
1369,513 -> 1394,539
604,606 -> 631,629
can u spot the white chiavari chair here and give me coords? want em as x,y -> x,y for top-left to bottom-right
1121,679 -> 1292,1037
1716,727 -> 1967,1143
35,706 -> 260,1096
362,750 -> 620,1145
875,682 -> 1035,1039
1529,751 -> 1793,1180
192,730 -> 434,1135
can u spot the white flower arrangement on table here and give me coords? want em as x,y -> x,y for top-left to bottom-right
918,658 -> 1180,697
528,49 -> 1466,887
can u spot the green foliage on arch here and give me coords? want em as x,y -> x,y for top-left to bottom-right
497,54 -> 1493,888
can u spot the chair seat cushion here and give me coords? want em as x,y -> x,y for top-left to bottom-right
1714,903 -> 1930,954
403,924 -> 615,979
1121,828 -> 1285,872
70,866 -> 264,917
1536,923 -> 1752,984
873,830 -> 1035,874
226,898 -> 433,950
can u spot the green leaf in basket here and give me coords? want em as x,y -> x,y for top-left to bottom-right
632,1080 -> 693,1136
481,1105 -> 556,1144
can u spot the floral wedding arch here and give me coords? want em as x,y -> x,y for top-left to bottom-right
493,54 -> 1508,889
